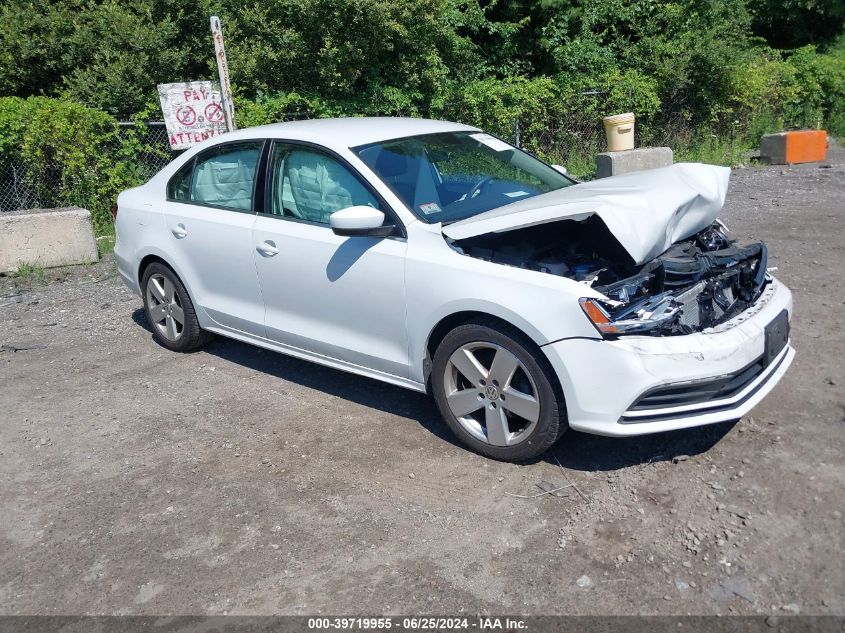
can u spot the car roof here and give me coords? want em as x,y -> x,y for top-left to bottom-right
219,117 -> 480,150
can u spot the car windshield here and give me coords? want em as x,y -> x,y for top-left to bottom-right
352,131 -> 574,224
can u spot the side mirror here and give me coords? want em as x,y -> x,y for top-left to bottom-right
552,164 -> 568,176
329,206 -> 393,237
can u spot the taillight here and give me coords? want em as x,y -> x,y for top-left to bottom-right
110,202 -> 118,222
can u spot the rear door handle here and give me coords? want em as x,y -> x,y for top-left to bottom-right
171,223 -> 188,239
256,240 -> 279,256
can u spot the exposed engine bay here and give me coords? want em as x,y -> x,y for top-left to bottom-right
448,216 -> 768,336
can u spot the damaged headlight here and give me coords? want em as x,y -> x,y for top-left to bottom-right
579,296 -> 681,336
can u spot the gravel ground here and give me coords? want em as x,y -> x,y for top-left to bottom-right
1,150 -> 843,616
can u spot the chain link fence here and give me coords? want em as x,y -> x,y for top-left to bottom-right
0,161 -> 41,212
0,121 -> 173,214
122,122 -> 175,180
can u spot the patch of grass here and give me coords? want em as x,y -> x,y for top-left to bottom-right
674,135 -> 753,166
9,263 -> 47,284
564,151 -> 598,181
96,223 -> 116,257
537,145 -> 600,181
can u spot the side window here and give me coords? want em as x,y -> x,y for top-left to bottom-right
189,142 -> 263,211
167,160 -> 192,201
269,143 -> 381,225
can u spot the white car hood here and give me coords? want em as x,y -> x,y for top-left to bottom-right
441,163 -> 731,265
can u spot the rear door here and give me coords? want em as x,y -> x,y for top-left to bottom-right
164,140 -> 266,336
251,141 -> 410,377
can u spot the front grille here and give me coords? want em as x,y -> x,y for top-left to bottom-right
628,356 -> 767,411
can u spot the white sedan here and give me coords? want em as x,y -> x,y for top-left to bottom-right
115,117 -> 794,461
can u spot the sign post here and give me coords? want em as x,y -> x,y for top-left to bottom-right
210,15 -> 236,133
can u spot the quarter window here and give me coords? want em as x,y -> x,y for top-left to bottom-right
167,161 -> 192,201
269,144 -> 380,225
187,142 -> 263,211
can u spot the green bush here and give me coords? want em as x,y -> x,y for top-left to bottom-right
235,92 -> 344,127
0,0 -> 209,118
0,96 -> 143,232
751,0 -> 845,49
0,0 -> 843,229
787,45 -> 845,135
209,0 -> 479,114
444,77 -> 560,139
1,0 -> 843,155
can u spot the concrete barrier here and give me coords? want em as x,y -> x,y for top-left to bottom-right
596,147 -> 674,179
0,207 -> 99,272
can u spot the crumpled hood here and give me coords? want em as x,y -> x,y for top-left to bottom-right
441,163 -> 731,265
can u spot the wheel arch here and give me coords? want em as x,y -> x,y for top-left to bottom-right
138,253 -> 173,288
423,310 -> 550,391
137,252 -> 200,313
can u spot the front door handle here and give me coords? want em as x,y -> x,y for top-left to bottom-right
256,240 -> 279,257
171,223 -> 188,239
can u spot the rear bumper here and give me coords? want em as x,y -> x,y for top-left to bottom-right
114,238 -> 141,297
543,276 -> 794,436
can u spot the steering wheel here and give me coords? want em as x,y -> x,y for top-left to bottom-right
466,176 -> 495,200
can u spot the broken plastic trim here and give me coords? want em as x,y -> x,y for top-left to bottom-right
579,296 -> 681,336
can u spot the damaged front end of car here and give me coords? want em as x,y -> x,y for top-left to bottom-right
449,218 -> 769,337
580,223 -> 768,336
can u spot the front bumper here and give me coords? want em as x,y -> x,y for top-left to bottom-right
543,276 -> 794,436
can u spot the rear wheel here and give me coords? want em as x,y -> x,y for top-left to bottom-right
431,321 -> 567,461
141,263 -> 212,352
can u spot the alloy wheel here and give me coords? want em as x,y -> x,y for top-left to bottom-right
145,273 -> 185,342
443,342 -> 540,446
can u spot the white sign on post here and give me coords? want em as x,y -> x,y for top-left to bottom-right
157,81 -> 227,150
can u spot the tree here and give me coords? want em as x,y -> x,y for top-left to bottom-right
751,0 -> 845,49
203,0 -> 482,113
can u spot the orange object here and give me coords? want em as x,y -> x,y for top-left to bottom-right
784,130 -> 827,164
760,130 -> 828,165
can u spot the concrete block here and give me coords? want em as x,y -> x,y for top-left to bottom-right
596,147 -> 674,179
0,207 -> 99,272
761,130 -> 827,165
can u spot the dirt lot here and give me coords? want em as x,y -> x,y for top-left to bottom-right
1,150 -> 843,617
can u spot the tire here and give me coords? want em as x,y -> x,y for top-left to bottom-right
141,262 -> 213,352
431,320 -> 567,462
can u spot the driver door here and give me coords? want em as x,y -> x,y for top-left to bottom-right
251,142 -> 410,378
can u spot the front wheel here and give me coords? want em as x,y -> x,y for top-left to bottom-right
431,322 -> 567,461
